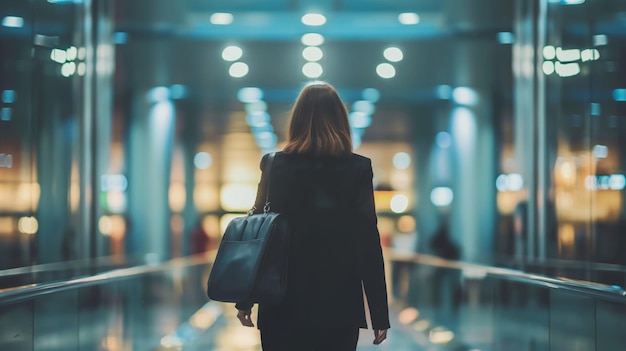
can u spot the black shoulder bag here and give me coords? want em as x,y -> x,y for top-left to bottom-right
207,152 -> 290,304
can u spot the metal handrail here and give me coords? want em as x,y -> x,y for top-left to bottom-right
2,249 -> 624,307
0,252 -> 216,307
490,254 -> 626,273
389,251 -> 626,303
0,255 -> 146,278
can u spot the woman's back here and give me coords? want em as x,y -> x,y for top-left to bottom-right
254,152 -> 389,330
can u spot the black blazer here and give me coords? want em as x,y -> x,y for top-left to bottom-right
238,151 -> 390,330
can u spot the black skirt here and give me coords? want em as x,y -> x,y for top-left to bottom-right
260,327 -> 360,351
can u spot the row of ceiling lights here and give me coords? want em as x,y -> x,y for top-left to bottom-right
213,11 -> 416,79
209,12 -> 421,27
221,38 -> 405,79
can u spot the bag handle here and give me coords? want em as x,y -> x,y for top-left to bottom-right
248,152 -> 276,215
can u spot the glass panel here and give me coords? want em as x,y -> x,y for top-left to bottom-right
549,290 -> 595,350
596,300 -> 626,351
0,0 -> 35,269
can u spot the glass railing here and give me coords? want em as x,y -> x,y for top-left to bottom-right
0,254 -> 226,351
388,250 -> 626,350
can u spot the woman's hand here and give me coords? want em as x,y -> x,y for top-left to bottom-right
373,329 -> 387,345
236,309 -> 254,327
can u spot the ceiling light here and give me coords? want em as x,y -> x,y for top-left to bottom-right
497,32 -> 515,44
229,62 -> 249,78
210,13 -> 233,25
452,87 -> 478,105
237,87 -> 263,103
398,13 -> 419,25
51,49 -> 67,63
393,152 -> 411,170
302,47 -> 323,61
301,13 -> 326,26
383,47 -> 403,62
222,46 -> 243,61
2,16 -> 24,28
542,61 -> 555,75
302,62 -> 323,78
376,63 -> 395,79
362,88 -> 380,103
301,33 -> 324,46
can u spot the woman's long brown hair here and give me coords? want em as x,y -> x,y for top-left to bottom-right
283,82 -> 353,155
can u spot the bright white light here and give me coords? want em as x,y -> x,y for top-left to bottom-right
556,47 -> 581,62
352,100 -> 375,114
147,86 -> 169,102
593,34 -> 608,46
543,61 -> 555,75
581,49 -> 600,62
398,12 -> 420,25
2,16 -> 24,28
101,174 -> 128,192
452,87 -> 478,106
383,47 -> 403,62
51,49 -> 67,63
229,62 -> 249,78
194,152 -> 212,169
430,187 -> 453,207
451,107 -> 476,151
237,87 -> 263,102
543,46 -> 556,60
498,32 -> 515,44
436,132 -> 452,149
302,62 -> 323,78
562,0 -> 585,4
221,184 -> 257,211
18,216 -> 38,235
555,62 -> 580,77
376,63 -> 395,79
210,13 -> 233,25
349,112 -> 371,128
301,33 -> 324,46
74,62 -> 85,76
302,46 -> 323,61
78,47 -> 86,60
390,194 -> 409,213
301,13 -> 326,26
593,145 -> 608,158
609,174 -> 626,190
393,152 -> 411,170
362,88 -> 380,102
507,173 -> 524,191
61,62 -> 76,77
245,101 -> 268,114
496,174 -> 508,192
496,173 -> 524,191
222,46 -> 243,61
246,111 -> 270,127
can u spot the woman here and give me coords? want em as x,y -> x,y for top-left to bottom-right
236,82 -> 390,350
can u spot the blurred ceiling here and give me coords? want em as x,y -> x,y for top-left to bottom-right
111,0 -> 515,141
113,0 -> 514,94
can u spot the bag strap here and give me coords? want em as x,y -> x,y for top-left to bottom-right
262,152 -> 276,213
248,152 -> 276,215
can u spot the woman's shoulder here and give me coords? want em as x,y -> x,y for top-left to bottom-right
269,151 -> 371,169
350,153 -> 372,167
